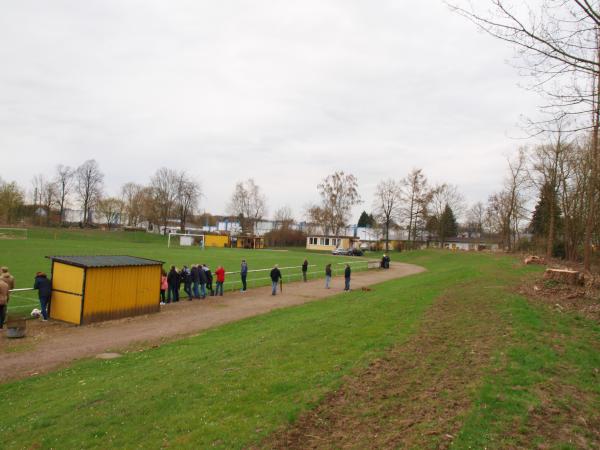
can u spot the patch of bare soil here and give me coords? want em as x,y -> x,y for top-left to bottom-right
0,263 -> 424,383
522,382 -> 600,449
518,272 -> 600,323
259,281 -> 507,450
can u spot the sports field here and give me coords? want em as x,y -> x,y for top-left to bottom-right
1,228 -> 374,318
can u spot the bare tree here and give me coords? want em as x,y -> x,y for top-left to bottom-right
0,179 -> 25,224
448,0 -> 600,268
96,197 -> 125,230
428,183 -> 464,247
305,204 -> 331,235
150,168 -> 179,233
529,126 -> 570,258
75,160 -> 104,226
400,169 -> 430,242
466,201 -> 486,236
175,173 -> 201,232
488,149 -> 530,250
139,186 -> 161,230
120,182 -> 146,227
31,175 -> 58,225
274,206 -> 294,230
54,165 -> 73,225
315,171 -> 361,236
373,179 -> 402,252
227,179 -> 267,234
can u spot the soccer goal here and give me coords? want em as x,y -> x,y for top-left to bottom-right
0,227 -> 28,240
167,232 -> 205,249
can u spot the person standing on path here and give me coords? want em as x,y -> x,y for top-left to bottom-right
160,269 -> 168,305
1,267 -> 14,290
344,264 -> 351,291
325,263 -> 332,289
167,266 -> 180,303
302,259 -> 308,282
33,271 -> 52,321
215,265 -> 225,296
198,263 -> 208,298
191,264 -> 200,299
0,277 -> 9,328
240,260 -> 248,292
270,264 -> 282,295
182,266 -> 193,300
203,264 -> 214,296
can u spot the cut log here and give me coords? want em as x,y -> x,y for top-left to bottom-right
524,255 -> 546,265
543,268 -> 584,286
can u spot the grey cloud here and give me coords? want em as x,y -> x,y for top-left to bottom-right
0,0 -> 541,220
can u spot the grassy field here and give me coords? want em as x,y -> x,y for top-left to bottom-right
0,228 -> 378,318
1,244 -> 599,448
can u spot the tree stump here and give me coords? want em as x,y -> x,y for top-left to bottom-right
543,268 -> 584,286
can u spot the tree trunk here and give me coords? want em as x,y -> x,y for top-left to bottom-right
584,38 -> 600,271
385,219 -> 390,252
547,190 -> 555,259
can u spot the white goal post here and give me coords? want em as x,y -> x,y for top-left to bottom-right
0,227 -> 28,240
167,232 -> 205,249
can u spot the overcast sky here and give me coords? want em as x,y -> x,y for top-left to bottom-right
0,0 -> 542,221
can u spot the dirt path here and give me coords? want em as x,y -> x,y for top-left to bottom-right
260,278 -> 507,449
0,263 -> 424,383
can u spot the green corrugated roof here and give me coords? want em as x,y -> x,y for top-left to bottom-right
47,255 -> 163,268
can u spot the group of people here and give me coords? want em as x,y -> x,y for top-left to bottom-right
0,267 -> 52,328
160,263 -> 226,304
159,258 -> 356,302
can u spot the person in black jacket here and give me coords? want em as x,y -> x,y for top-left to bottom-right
191,265 -> 200,298
203,264 -> 214,296
167,266 -> 180,303
344,264 -> 351,291
302,259 -> 308,282
181,266 -> 192,300
198,263 -> 208,298
270,265 -> 282,296
325,263 -> 332,289
33,271 -> 52,321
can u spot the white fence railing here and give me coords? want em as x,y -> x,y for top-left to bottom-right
221,260 -> 376,292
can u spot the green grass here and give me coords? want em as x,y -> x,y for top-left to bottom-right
1,245 -> 598,449
0,228 -> 381,318
453,284 -> 600,448
0,250 -> 469,449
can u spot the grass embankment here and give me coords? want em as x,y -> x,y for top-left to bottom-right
266,251 -> 600,449
0,228 -> 377,318
1,251 -> 598,449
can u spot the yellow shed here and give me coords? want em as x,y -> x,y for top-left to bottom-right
235,236 -> 264,249
47,255 -> 163,325
204,234 -> 230,248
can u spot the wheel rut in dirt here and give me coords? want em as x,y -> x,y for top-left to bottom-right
260,280 -> 508,449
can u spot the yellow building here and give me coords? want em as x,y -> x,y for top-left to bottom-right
204,233 -> 230,248
306,236 -> 355,251
48,255 -> 163,325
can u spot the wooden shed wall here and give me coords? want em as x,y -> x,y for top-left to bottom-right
82,265 -> 160,323
49,262 -> 85,324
